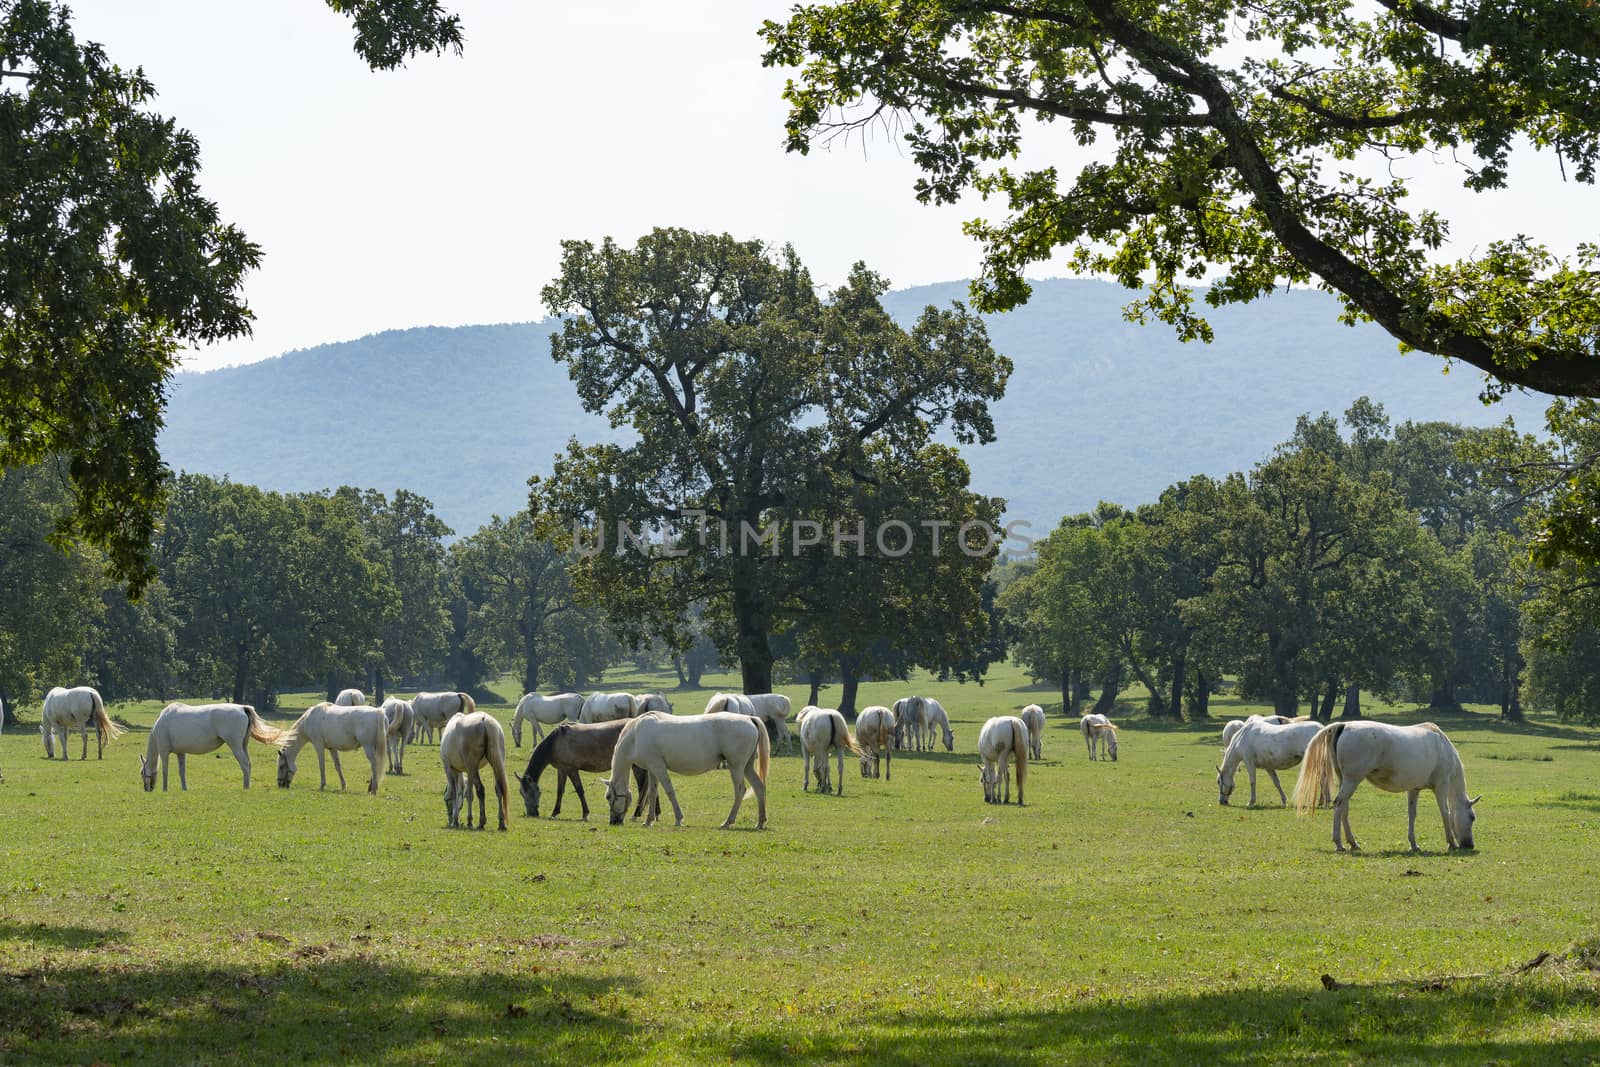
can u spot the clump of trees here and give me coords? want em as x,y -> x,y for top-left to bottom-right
999,399 -> 1588,722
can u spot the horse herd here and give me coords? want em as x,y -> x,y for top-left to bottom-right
3,685 -> 1481,852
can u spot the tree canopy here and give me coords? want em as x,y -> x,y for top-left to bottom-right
762,0 -> 1600,397
0,0 -> 462,592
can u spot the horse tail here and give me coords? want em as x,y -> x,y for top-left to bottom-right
753,711 -> 771,787
1293,722 -> 1341,814
90,690 -> 123,744
244,704 -> 286,747
457,692 -> 476,715
1012,719 -> 1029,787
490,723 -> 509,828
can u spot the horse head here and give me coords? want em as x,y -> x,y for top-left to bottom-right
1450,793 -> 1480,850
139,755 -> 156,792
979,761 -> 997,803
515,771 -> 540,818
1216,763 -> 1234,805
276,750 -> 296,788
601,777 -> 630,826
859,750 -> 874,777
941,726 -> 955,752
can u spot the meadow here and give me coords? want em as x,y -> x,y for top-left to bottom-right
1,664 -> 1598,1065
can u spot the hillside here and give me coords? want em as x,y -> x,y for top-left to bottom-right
161,279 -> 1548,537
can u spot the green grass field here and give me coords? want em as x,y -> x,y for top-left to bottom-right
2,664 -> 1598,1065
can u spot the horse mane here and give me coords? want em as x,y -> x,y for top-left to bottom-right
523,725 -> 563,783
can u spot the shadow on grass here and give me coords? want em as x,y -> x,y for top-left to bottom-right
0,922 -> 130,949
1540,791 -> 1600,815
0,953 -> 639,1065
704,977 -> 1600,1066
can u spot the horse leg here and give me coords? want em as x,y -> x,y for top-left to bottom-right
1266,768 -> 1286,807
177,753 -> 188,791
231,738 -> 251,789
1245,761 -> 1258,807
553,771 -> 569,818
656,770 -> 685,827
1433,788 -> 1458,849
835,749 -> 844,797
368,745 -> 382,794
1331,776 -> 1360,852
81,724 -> 89,761
471,767 -> 486,830
161,751 -> 170,791
1407,789 -> 1421,851
722,763 -> 747,829
315,744 -> 329,790
802,749 -> 811,792
330,749 -> 348,790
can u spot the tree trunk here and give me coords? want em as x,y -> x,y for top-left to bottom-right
1169,651 -> 1187,724
807,670 -> 823,708
1060,667 -> 1073,717
1092,663 -> 1123,715
372,664 -> 387,704
0,687 -> 14,727
523,635 -> 541,695
730,565 -> 774,695
1318,678 -> 1339,722
1192,670 -> 1211,720
686,657 -> 704,688
1502,651 -> 1525,721
1340,684 -> 1362,720
838,658 -> 861,720
1272,689 -> 1298,718
325,675 -> 340,703
1122,648 -> 1167,718
671,654 -> 687,687
1428,682 -> 1463,714
232,647 -> 250,706
1074,676 -> 1093,708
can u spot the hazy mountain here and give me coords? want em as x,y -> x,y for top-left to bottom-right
162,279 -> 1548,538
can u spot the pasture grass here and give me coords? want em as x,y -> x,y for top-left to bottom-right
2,666 -> 1598,1064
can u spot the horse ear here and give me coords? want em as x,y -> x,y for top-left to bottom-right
1469,794 -> 1482,806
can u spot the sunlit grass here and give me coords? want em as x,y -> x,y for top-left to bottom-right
1,664 -> 1597,1064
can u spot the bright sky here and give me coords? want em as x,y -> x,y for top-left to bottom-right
62,1 -> 1597,372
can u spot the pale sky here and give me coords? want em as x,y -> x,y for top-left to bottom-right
61,1 -> 1597,372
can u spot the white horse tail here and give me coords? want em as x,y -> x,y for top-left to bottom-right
1293,722 -> 1341,814
243,704 -> 286,747
457,692 -> 476,715
488,719 -> 509,829
748,710 -> 771,795
91,690 -> 124,745
1012,718 -> 1029,796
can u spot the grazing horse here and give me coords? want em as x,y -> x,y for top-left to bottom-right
855,705 -> 895,781
1019,704 -> 1045,760
1219,714 -> 1296,753
382,697 -> 414,774
439,711 -> 509,831
705,691 -> 792,751
1294,720 -> 1479,853
978,716 -> 1030,805
41,686 -> 122,760
744,694 -> 793,750
634,692 -> 674,715
412,691 -> 475,742
140,702 -> 286,791
579,691 -> 637,724
277,702 -> 387,793
510,692 -> 585,748
333,688 -> 366,707
799,707 -> 857,795
602,712 -> 770,829
1080,713 -> 1119,761
923,698 -> 955,752
1216,719 -> 1325,806
514,720 -> 653,820
893,697 -> 928,751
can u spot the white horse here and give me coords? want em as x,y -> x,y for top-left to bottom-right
510,692 -> 585,748
1019,704 -> 1045,760
745,693 -> 793,750
893,697 -> 927,751
439,711 -> 509,831
978,716 -> 1030,805
634,692 -> 674,715
799,707 -> 857,795
1216,719 -> 1325,806
277,702 -> 387,793
41,685 -> 123,760
333,688 -> 365,706
923,698 -> 954,752
1294,720 -> 1479,853
412,691 -> 476,741
602,711 -> 770,829
856,705 -> 895,780
579,691 -> 637,724
1080,713 -> 1119,761
382,697 -> 414,774
1219,714 -> 1296,753
140,703 -> 285,791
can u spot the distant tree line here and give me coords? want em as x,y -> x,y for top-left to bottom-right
999,399 -> 1600,725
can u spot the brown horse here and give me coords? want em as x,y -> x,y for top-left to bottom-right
514,720 -> 653,820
